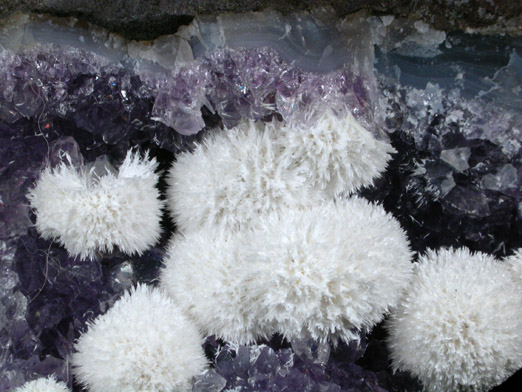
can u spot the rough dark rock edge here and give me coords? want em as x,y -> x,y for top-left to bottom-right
0,0 -> 520,40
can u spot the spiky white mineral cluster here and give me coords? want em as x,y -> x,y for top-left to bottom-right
160,230 -> 266,344
14,376 -> 69,392
167,120 -> 322,234
161,197 -> 412,345
242,197 -> 413,344
387,248 -> 522,392
279,109 -> 395,197
72,284 -> 206,392
27,150 -> 163,259
167,110 -> 394,235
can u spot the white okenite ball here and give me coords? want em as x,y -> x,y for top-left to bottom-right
278,109 -> 395,197
27,150 -> 163,260
167,112 -> 394,234
160,231 -> 267,344
14,376 -> 69,392
166,120 -> 322,235
72,284 -> 206,392
387,247 -> 522,392
242,197 -> 412,344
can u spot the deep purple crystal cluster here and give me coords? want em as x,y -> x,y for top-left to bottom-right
0,11 -> 521,392
193,335 -> 395,392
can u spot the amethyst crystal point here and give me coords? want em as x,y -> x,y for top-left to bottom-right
200,47 -> 374,130
48,137 -> 85,169
291,338 -> 331,366
148,10 -> 378,133
192,369 -> 227,392
0,36 -> 198,149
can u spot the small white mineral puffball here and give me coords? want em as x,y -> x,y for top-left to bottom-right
14,376 -> 69,392
167,120 -> 322,234
387,247 -> 522,392
505,249 -> 522,286
72,284 -> 206,392
160,231 -> 267,344
279,109 -> 395,197
27,150 -> 163,260
242,197 -> 413,344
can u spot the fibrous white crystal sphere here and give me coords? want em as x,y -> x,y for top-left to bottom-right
27,150 -> 163,260
14,376 -> 69,392
243,197 -> 413,344
166,120 -> 322,234
160,231 -> 266,344
387,247 -> 522,392
72,284 -> 206,392
279,109 -> 395,197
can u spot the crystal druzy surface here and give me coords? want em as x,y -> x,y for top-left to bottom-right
0,10 -> 521,392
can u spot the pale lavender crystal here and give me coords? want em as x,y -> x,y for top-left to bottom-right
192,369 -> 227,392
481,164 -> 520,195
291,338 -> 331,366
148,45 -> 374,134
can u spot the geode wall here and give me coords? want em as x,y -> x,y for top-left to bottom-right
0,0 -> 521,39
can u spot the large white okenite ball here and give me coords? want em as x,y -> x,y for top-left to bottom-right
387,247 -> 522,392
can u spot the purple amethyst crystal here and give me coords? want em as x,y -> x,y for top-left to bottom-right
198,335 -> 389,392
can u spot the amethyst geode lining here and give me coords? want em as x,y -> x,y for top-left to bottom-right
0,11 -> 521,392
0,12 -> 377,137
150,46 -> 373,136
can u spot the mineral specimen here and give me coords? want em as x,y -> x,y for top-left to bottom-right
387,248 -> 522,391
72,284 -> 207,392
240,197 -> 412,344
0,7 -> 520,392
166,120 -> 323,235
27,150 -> 163,260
